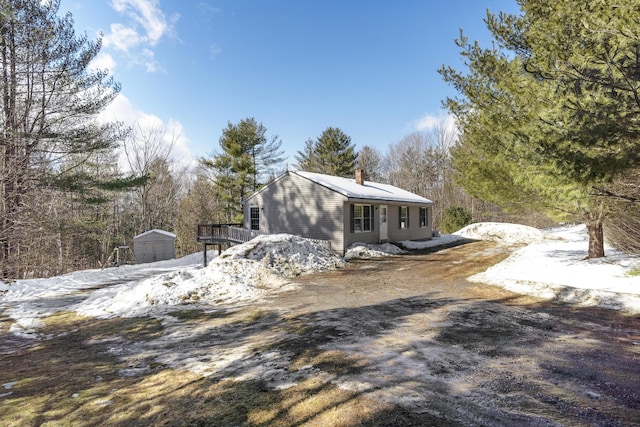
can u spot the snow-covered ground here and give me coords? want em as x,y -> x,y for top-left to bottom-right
344,242 -> 406,260
1,223 -> 639,340
408,222 -> 640,313
0,235 -> 346,337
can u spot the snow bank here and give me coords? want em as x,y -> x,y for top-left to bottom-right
218,234 -> 346,277
1,251 -> 217,336
75,259 -> 287,318
344,242 -> 406,260
0,251 -> 215,300
5,235 -> 347,326
455,222 -> 544,245
467,223 -> 640,313
74,234 -> 345,318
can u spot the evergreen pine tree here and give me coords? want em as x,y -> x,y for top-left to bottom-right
203,118 -> 284,223
295,127 -> 357,177
356,145 -> 383,182
440,0 -> 640,258
294,138 -> 319,172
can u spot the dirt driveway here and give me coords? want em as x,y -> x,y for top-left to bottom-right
1,241 -> 639,426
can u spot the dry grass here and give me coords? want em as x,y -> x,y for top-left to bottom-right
627,266 -> 640,277
0,310 -> 428,426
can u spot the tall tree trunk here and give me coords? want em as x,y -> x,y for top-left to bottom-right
586,220 -> 605,259
585,206 -> 605,259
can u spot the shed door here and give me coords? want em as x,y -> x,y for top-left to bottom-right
379,205 -> 388,242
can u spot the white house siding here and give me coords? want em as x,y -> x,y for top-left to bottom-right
386,204 -> 432,243
343,202 -> 432,250
244,172 -> 346,252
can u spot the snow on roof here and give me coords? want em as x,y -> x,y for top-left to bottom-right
293,170 -> 433,204
134,229 -> 177,240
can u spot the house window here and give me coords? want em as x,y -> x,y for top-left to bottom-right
419,207 -> 428,228
354,204 -> 372,232
250,207 -> 260,230
399,206 -> 408,229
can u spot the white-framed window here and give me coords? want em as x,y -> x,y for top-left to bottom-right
399,206 -> 408,229
353,204 -> 372,233
419,207 -> 428,228
250,207 -> 260,230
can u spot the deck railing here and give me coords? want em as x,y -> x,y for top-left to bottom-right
227,226 -> 264,243
196,223 -> 242,243
197,224 -> 265,244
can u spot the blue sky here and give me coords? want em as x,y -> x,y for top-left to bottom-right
61,0 -> 520,170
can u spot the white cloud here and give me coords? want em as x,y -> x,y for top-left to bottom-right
89,52 -> 117,73
210,44 -> 222,58
103,23 -> 142,52
198,3 -> 221,17
101,0 -> 177,72
140,48 -> 161,72
412,112 -> 457,133
99,94 -> 195,173
111,0 -> 172,46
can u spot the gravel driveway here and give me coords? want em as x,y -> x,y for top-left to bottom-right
244,240 -> 640,426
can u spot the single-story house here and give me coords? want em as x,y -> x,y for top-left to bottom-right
242,169 -> 434,254
133,229 -> 176,263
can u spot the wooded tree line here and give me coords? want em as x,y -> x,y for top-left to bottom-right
2,0 -> 638,280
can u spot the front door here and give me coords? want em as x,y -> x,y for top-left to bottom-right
379,205 -> 388,242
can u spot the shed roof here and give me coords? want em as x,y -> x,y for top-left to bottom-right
292,170 -> 433,204
133,229 -> 177,240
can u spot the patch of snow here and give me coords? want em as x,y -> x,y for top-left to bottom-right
1,251 -> 218,336
543,223 -> 589,242
344,242 -> 406,260
74,258 -> 286,317
455,222 -> 545,245
9,318 -> 44,339
75,258 -> 288,319
219,234 -> 346,277
466,223 -> 640,313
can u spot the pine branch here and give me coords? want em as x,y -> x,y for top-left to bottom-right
591,186 -> 640,203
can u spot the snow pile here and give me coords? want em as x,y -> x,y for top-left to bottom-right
467,223 -> 640,313
455,222 -> 544,245
1,252 -> 216,336
4,234 -> 347,326
218,234 -> 346,277
344,242 -> 406,260
75,259 -> 287,318
77,234 -> 345,318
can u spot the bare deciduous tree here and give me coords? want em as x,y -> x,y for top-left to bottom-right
122,122 -> 183,234
356,145 -> 384,183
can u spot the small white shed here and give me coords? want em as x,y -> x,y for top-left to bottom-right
133,229 -> 176,264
